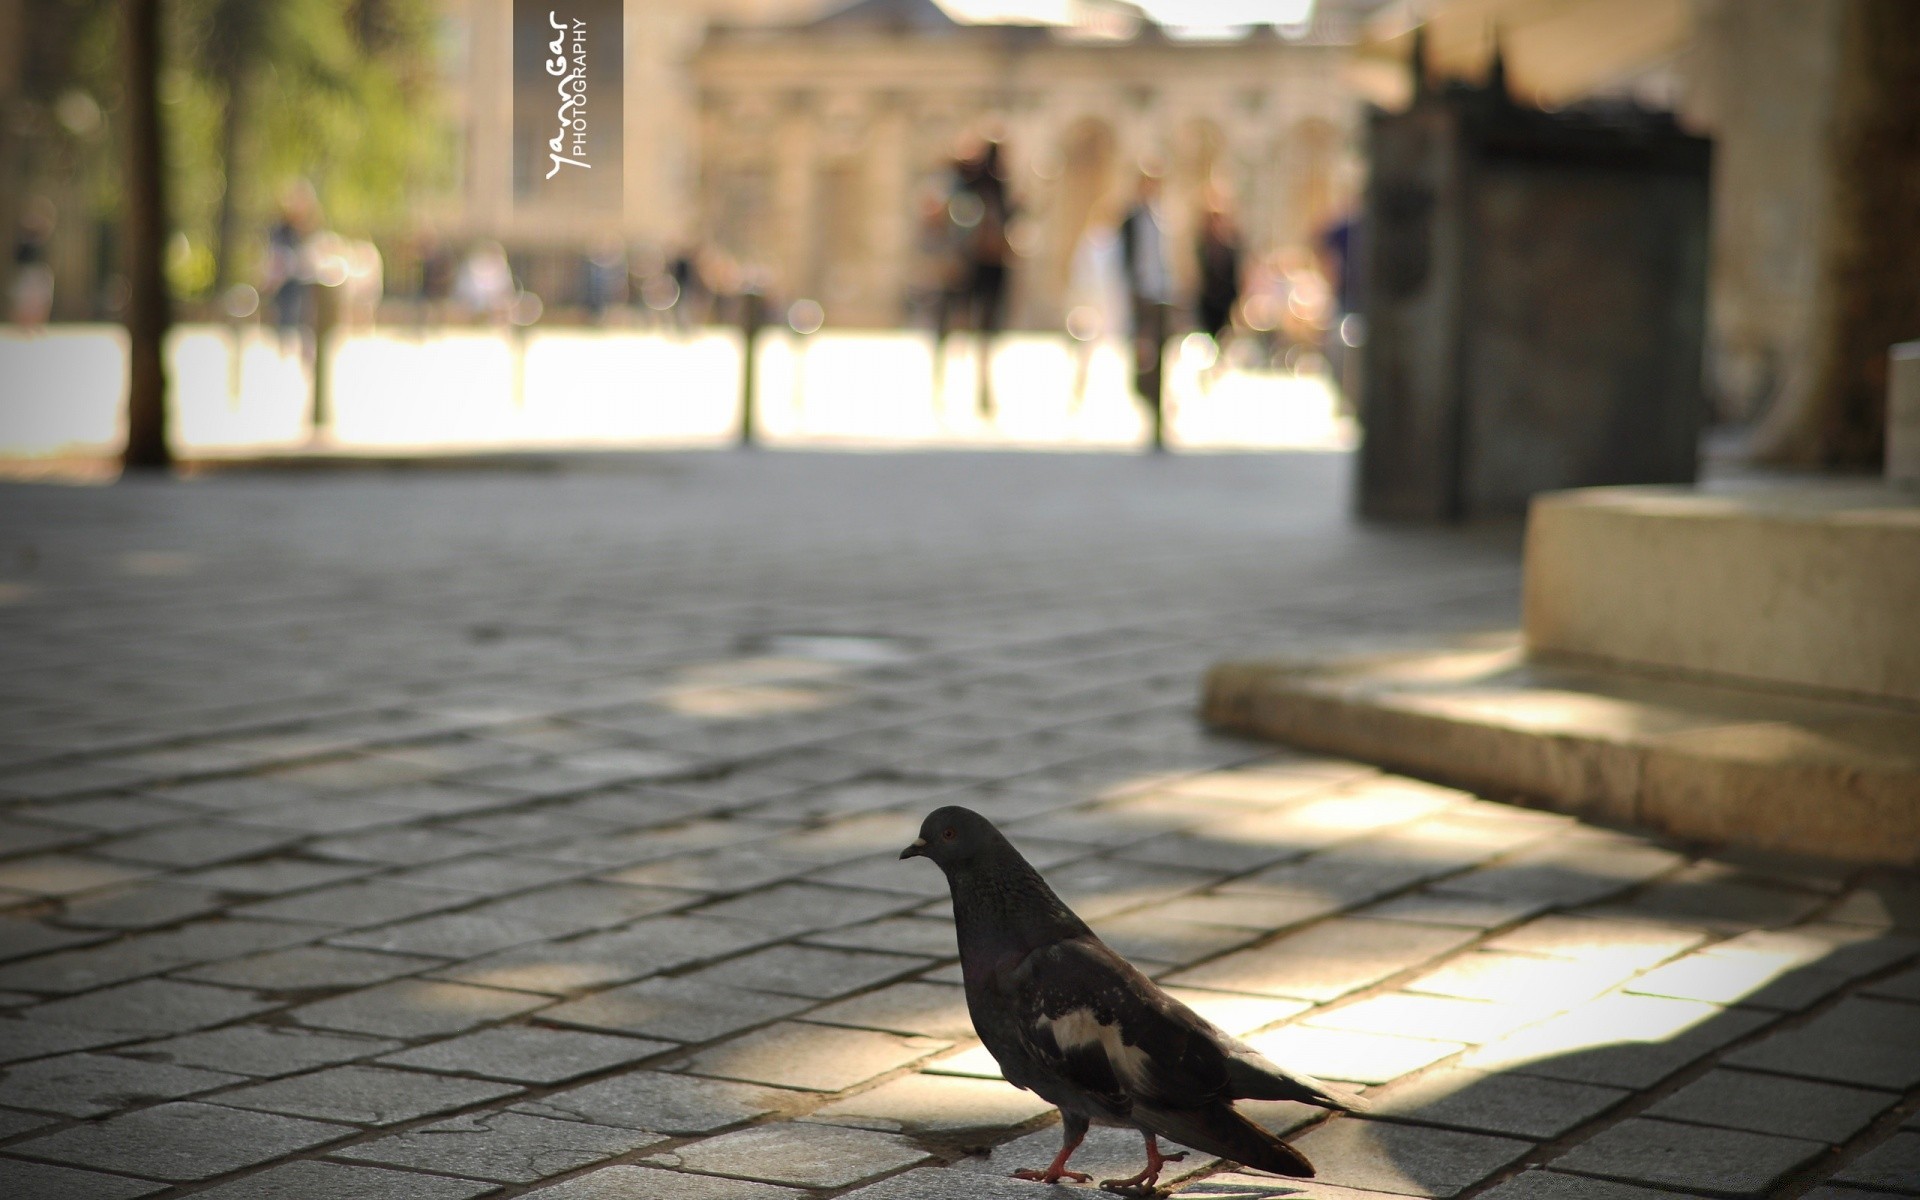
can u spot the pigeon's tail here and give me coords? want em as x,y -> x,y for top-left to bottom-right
1135,1102 -> 1315,1178
1225,1052 -> 1372,1113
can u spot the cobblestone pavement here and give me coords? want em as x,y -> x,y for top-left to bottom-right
0,451 -> 1913,1200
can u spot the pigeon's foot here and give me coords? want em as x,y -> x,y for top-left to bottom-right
1013,1166 -> 1093,1185
1100,1135 -> 1187,1196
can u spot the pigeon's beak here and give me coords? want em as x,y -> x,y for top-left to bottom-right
899,837 -> 927,861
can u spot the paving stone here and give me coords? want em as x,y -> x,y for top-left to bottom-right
684,943 -> 931,1000
0,1051 -> 242,1116
0,917 -> 107,964
541,975 -> 811,1043
176,945 -> 443,992
1290,1118 -> 1534,1197
1724,996 -> 1920,1089
1482,915 -> 1706,969
644,1120 -> 929,1189
1094,911 -> 1263,966
0,917 -> 316,994
325,910 -> 556,959
1478,1172 -> 1699,1199
0,1017 -> 133,1064
181,858 -> 373,895
1595,867 -> 1829,932
804,916 -> 958,958
1403,951 -> 1638,1010
1304,992 -> 1547,1045
378,1024 -> 670,1083
1244,1025 -> 1463,1085
515,1068 -> 795,1133
1161,988 -> 1312,1036
290,979 -> 547,1038
309,826 -> 507,866
392,854 -> 588,894
520,1164 -> 804,1199
0,1158 -> 165,1199
840,1167 -> 1088,1200
1124,888 -> 1341,933
1462,993 -> 1773,1089
124,1024 -> 401,1076
24,978 -> 274,1035
215,1063 -> 521,1125
1167,920 -> 1479,1002
95,822 -> 295,868
1368,1067 -> 1628,1140
1434,841 -> 1683,908
0,854 -> 156,897
56,882 -> 228,929
1624,952 -> 1852,1011
677,1021 -> 948,1092
803,980 -> 975,1040
433,915 -> 772,995
1866,963 -> 1920,1002
186,1159 -> 501,1199
1548,1117 -> 1826,1196
10,1099 -> 350,1180
0,1104 -> 57,1137
1833,1131 -> 1920,1192
236,880 -> 464,928
806,1069 -> 1056,1132
695,882 -> 920,932
1360,891 -> 1545,930
334,1109 -> 663,1182
1645,1067 -> 1895,1145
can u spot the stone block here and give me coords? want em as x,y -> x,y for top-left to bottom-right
215,1063 -> 521,1125
335,1110 -> 663,1183
1547,1117 -> 1825,1196
1369,1066 -> 1627,1139
541,976 -> 810,1043
127,1025 -> 399,1076
290,979 -> 546,1039
1167,920 -> 1478,1002
0,1159 -> 165,1199
683,943 -> 931,1000
377,1025 -> 670,1083
1291,1117 -> 1534,1197
1646,1067 -> 1895,1144
1724,996 -> 1920,1089
0,1051 -> 241,1116
187,1159 -> 500,1199
679,1021 -> 948,1093
806,1070 -> 1055,1133
520,1165 -> 804,1199
11,1100 -> 349,1180
1833,1131 -> 1920,1192
645,1121 -> 929,1189
515,1069 -> 794,1134
25,979 -> 273,1036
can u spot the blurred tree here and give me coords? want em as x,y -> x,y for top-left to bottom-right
181,0 -> 449,295
123,0 -> 173,470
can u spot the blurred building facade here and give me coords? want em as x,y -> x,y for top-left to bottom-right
430,0 -> 1383,325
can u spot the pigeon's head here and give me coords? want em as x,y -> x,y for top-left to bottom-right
900,805 -> 1005,871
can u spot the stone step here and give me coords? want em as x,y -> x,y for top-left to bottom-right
1201,635 -> 1920,865
1524,483 -> 1920,705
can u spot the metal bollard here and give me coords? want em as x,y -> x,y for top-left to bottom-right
738,286 -> 763,448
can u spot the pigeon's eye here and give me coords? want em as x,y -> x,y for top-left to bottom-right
942,827 -> 958,842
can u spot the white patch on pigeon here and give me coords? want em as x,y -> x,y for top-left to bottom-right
1041,1008 -> 1154,1089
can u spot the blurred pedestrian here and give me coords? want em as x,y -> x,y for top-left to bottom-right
1119,167 -> 1173,334
1065,199 -> 1127,404
263,184 -> 321,351
9,197 -> 56,330
1195,192 -> 1242,344
453,241 -> 515,324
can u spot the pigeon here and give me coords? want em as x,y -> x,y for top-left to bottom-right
901,804 -> 1366,1195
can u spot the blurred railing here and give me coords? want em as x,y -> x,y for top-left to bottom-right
0,324 -> 1356,458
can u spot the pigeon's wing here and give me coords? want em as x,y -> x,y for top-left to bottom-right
1003,935 -> 1234,1114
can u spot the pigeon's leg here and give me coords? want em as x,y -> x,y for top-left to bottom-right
1099,1133 -> 1188,1196
1013,1111 -> 1093,1185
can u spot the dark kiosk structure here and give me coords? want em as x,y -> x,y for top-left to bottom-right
1356,48 -> 1712,521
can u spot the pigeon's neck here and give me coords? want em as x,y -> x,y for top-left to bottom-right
947,849 -> 1090,962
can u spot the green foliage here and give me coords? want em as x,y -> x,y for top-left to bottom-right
167,0 -> 453,290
